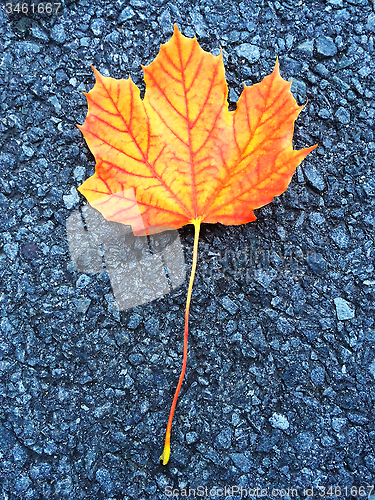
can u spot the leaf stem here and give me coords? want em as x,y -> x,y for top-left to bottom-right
160,217 -> 202,465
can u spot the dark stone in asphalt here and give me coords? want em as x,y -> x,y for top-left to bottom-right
307,253 -> 328,275
316,35 -> 338,56
335,106 -> 351,124
303,164 -> 325,191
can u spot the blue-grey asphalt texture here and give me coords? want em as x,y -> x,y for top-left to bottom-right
1,0 -> 375,498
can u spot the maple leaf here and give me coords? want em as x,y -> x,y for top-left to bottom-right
77,25 -> 316,465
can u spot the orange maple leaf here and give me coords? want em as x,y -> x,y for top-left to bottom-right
77,25 -> 316,465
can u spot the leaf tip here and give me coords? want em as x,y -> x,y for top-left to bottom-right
296,142 -> 318,161
172,22 -> 196,43
270,56 -> 284,85
274,56 -> 280,74
76,123 -> 87,135
173,23 -> 180,35
216,46 -> 224,62
90,65 -> 99,76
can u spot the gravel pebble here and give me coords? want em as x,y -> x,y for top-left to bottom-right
221,296 -> 239,315
214,427 -> 232,449
118,6 -> 135,22
295,39 -> 314,57
335,106 -> 351,124
366,13 -> 375,32
316,35 -> 337,56
269,413 -> 290,430
50,24 -> 66,44
332,417 -> 347,432
330,225 -> 350,248
310,366 -> 326,386
186,431 -> 198,444
236,43 -> 260,63
230,452 -> 253,472
95,468 -> 113,495
334,297 -> 355,320
303,164 -> 325,191
91,18 -> 106,36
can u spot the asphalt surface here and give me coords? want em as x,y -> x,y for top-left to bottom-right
1,0 -> 375,498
